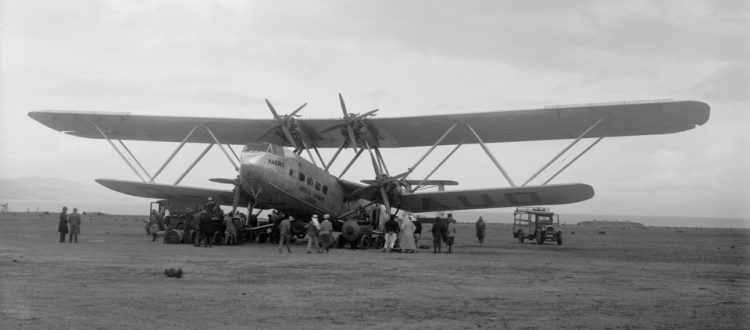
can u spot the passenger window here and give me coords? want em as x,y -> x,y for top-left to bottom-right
322,186 -> 328,194
315,182 -> 321,191
307,177 -> 313,185
299,173 -> 305,181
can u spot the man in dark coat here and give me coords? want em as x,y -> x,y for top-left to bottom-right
383,215 -> 400,253
413,217 -> 422,247
68,208 -> 81,243
431,217 -> 448,254
58,206 -> 69,243
475,216 -> 486,244
198,210 -> 215,247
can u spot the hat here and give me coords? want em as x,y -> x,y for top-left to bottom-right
312,214 -> 318,218
323,214 -> 330,219
207,196 -> 214,202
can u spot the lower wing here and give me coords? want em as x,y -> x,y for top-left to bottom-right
96,179 -> 249,206
394,183 -> 594,213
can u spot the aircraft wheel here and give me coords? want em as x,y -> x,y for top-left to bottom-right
535,230 -> 544,244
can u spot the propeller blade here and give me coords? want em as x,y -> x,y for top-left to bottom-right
380,186 -> 391,215
338,93 -> 349,118
290,102 -> 307,117
358,109 -> 379,118
347,125 -> 358,150
265,99 -> 281,120
281,126 -> 298,149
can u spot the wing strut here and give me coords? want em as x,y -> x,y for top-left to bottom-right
463,122 -> 516,187
89,120 -> 240,185
522,117 -> 605,186
118,140 -> 152,179
151,125 -> 200,182
411,142 -> 463,192
90,121 -> 147,182
174,143 -> 214,185
543,137 -> 604,185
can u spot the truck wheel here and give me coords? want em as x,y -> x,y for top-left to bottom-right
535,230 -> 543,244
517,231 -> 524,243
556,232 -> 563,245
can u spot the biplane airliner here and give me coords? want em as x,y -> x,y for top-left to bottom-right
29,95 -> 709,221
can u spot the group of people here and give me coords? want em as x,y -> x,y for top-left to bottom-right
57,206 -> 82,243
282,213 -> 334,254
382,214 -> 422,253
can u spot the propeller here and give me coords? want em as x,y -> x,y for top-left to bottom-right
320,93 -> 379,150
257,99 -> 308,149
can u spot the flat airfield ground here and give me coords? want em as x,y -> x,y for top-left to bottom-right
1,213 -> 748,329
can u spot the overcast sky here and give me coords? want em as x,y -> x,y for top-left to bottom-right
1,0 -> 748,219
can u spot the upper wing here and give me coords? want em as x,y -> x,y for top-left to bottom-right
29,100 -> 709,147
394,183 -> 594,213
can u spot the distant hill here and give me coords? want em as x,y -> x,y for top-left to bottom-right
0,177 -> 147,214
576,220 -> 646,229
449,209 -> 749,229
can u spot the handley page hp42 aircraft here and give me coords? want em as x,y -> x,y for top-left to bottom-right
29,95 -> 709,220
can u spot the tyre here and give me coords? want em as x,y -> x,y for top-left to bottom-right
556,232 -> 563,245
535,230 -> 543,244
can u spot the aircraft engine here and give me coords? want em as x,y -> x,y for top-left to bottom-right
340,220 -> 361,242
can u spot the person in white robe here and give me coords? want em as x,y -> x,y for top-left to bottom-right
398,216 -> 417,253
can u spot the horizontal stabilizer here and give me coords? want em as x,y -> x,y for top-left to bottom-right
395,183 -> 594,213
209,178 -> 238,185
360,179 -> 459,186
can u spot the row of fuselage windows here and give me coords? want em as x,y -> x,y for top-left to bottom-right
289,169 -> 328,194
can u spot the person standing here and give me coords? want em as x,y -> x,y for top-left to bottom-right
475,216 -> 486,245
306,214 -> 321,253
446,214 -> 457,254
68,208 -> 81,243
431,217 -> 447,254
224,214 -> 238,245
399,215 -> 417,253
278,216 -> 294,253
383,215 -> 400,253
57,206 -> 69,243
413,216 -> 422,248
319,214 -> 333,253
268,209 -> 282,244
198,205 -> 215,247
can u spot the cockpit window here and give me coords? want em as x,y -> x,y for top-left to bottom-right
243,142 -> 285,156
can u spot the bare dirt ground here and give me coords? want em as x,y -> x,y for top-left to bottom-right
1,213 -> 748,329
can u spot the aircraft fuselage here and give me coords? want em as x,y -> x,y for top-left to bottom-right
238,142 -> 357,218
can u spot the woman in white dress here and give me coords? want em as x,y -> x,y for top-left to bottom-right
398,216 -> 417,253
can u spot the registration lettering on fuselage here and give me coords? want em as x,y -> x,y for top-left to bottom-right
267,158 -> 285,168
